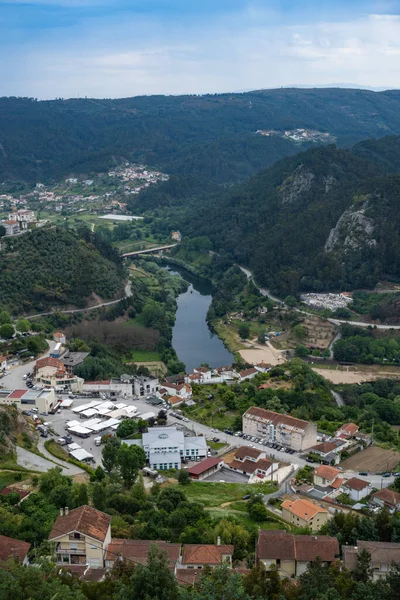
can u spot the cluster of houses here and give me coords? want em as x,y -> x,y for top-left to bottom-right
295,463 -> 400,514
309,422 -> 370,465
2,503 -> 399,583
184,363 -> 271,386
1,209 -> 37,236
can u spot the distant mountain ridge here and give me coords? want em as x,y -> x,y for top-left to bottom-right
3,88 -> 400,183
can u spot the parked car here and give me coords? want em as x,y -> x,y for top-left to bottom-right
359,472 -> 368,476
242,494 -> 250,500
382,472 -> 391,478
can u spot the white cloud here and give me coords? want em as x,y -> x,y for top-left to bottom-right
2,11 -> 400,98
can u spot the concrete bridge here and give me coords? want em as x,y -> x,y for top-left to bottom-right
122,243 -> 178,258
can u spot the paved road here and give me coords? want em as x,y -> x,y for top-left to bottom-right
28,281 -> 132,320
1,340 -> 57,390
16,446 -> 82,475
328,317 -> 400,330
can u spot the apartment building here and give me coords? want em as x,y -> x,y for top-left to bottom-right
243,407 -> 317,451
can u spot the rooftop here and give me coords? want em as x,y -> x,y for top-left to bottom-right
62,352 -> 90,367
257,530 -> 339,562
310,440 -> 345,454
372,488 -> 400,506
106,539 -> 180,566
281,498 -> 327,520
182,544 -> 233,565
314,465 -> 341,481
244,406 -> 311,432
48,505 -> 111,542
235,446 -> 263,460
0,534 -> 31,563
343,477 -> 369,492
187,457 -> 221,475
343,540 -> 400,571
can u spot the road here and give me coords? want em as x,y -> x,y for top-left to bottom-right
28,281 -> 132,320
1,340 -> 57,389
237,266 -> 283,304
328,317 -> 400,330
122,244 -> 177,257
16,446 -> 83,475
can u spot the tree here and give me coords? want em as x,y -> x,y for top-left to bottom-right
284,295 -> 297,307
118,444 -> 146,486
295,345 -> 309,357
120,545 -> 179,600
178,469 -> 191,486
131,473 -> 147,502
0,324 -> 14,339
293,324 -> 307,340
116,419 -> 138,439
91,481 -> 107,511
353,548 -> 373,582
15,318 -> 30,333
0,311 -> 11,325
0,224 -> 6,238
257,330 -> 266,344
102,437 -> 121,473
238,322 -> 250,340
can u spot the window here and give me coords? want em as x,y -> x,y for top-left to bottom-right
70,543 -> 77,550
90,545 -> 97,550
73,533 -> 81,540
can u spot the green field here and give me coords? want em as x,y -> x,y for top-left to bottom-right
129,350 -> 161,362
183,481 -> 277,507
207,440 -> 227,451
0,471 -> 26,490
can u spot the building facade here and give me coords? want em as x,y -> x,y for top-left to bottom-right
243,407 -> 317,451
281,498 -> 328,532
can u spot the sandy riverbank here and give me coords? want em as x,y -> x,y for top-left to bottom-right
239,342 -> 286,366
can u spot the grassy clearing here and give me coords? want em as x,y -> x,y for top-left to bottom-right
207,440 -> 227,451
128,350 -> 161,362
182,400 -> 237,431
213,321 -> 246,353
184,481 -> 277,507
44,440 -> 69,461
0,471 -> 27,490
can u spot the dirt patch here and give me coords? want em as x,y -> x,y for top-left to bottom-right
222,449 -> 237,466
313,367 -> 400,384
133,361 -> 167,377
258,380 -> 292,391
340,446 -> 400,472
239,342 -> 285,366
71,473 -> 90,484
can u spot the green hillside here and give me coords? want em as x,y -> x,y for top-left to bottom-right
3,88 -> 400,183
0,227 -> 126,314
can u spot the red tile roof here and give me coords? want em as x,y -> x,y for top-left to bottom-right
257,530 -> 338,562
229,459 -> 259,474
244,407 -> 311,432
48,505 -> 111,542
343,477 -> 369,492
281,498 -> 327,520
372,488 -> 400,507
337,423 -> 359,436
35,357 -> 65,373
310,440 -> 345,454
106,539 -> 180,566
314,465 -> 341,481
0,535 -> 30,563
84,380 -> 111,385
0,487 -> 29,500
235,446 -> 263,460
61,565 -> 106,582
182,544 -> 233,565
187,457 -> 222,476
8,390 -> 26,399
168,395 -> 183,405
240,368 -> 258,378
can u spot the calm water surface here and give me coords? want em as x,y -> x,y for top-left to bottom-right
164,265 -> 233,372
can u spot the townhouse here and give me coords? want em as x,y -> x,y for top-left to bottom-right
228,446 -> 279,480
243,407 -> 317,451
343,540 -> 400,580
341,477 -> 370,502
313,465 -> 341,488
256,530 -> 339,578
371,488 -> 400,512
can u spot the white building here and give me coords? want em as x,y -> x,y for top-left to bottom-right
341,477 -> 370,502
0,388 -> 56,413
2,220 -> 20,236
133,376 -> 159,398
125,427 -> 207,470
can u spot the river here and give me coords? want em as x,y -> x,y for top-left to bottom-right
164,264 -> 233,372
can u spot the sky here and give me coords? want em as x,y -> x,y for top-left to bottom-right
2,0 -> 400,99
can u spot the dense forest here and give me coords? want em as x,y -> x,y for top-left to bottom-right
144,136 -> 400,295
3,88 -> 400,183
0,227 -> 126,313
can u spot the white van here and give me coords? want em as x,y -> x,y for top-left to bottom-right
94,437 -> 102,446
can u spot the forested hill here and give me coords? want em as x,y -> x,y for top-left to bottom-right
173,136 -> 400,296
3,87 -> 400,183
0,227 -> 126,314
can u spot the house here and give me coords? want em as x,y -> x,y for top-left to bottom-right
313,465 -> 341,488
228,446 -> 279,480
0,487 -> 30,502
336,423 -> 359,438
171,231 -> 182,242
255,362 -> 271,373
8,209 -> 36,227
161,381 -> 191,399
256,530 -> 339,578
281,498 -> 329,531
0,354 -> 7,371
309,439 -> 346,464
341,478 -> 370,502
343,540 -> 400,580
2,220 -> 20,236
48,505 -> 111,567
193,367 -> 212,382
34,356 -> 83,392
53,331 -> 66,344
239,367 -> 259,381
180,543 -> 233,569
187,457 -> 224,480
133,375 -> 159,397
0,534 -> 31,565
105,539 -> 181,572
371,488 -> 400,512
62,352 -> 90,374
243,407 -> 317,451
168,395 -> 184,407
